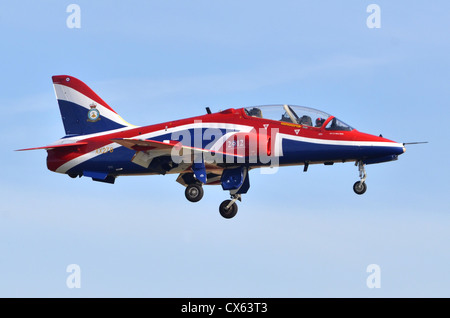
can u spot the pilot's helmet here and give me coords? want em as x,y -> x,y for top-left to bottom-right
316,117 -> 323,126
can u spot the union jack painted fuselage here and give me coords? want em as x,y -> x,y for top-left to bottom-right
18,75 -> 406,218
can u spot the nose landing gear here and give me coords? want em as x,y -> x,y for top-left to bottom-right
353,160 -> 367,195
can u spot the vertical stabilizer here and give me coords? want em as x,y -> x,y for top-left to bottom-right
52,75 -> 134,136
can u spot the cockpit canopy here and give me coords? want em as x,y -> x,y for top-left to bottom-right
244,104 -> 353,131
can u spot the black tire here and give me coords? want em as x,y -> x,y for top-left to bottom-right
185,184 -> 204,202
353,181 -> 367,195
219,200 -> 238,219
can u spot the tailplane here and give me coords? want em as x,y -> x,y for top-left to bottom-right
52,75 -> 135,136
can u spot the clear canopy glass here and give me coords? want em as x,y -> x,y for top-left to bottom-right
244,104 -> 353,131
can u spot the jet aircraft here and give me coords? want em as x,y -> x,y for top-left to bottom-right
18,75 -> 410,218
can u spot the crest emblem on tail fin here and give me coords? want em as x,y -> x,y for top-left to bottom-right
87,103 -> 101,122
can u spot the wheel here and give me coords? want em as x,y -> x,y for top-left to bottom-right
185,184 -> 204,202
353,181 -> 367,195
219,200 -> 238,219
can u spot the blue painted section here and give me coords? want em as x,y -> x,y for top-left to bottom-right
280,139 -> 361,164
236,169 -> 250,194
58,100 -> 126,135
83,170 -> 116,184
83,171 -> 108,180
280,139 -> 404,165
221,167 -> 245,190
192,157 -> 207,184
364,154 -> 398,165
360,145 -> 404,158
66,146 -> 148,176
220,167 -> 250,194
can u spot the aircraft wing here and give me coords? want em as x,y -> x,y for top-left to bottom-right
111,138 -> 244,183
16,142 -> 88,151
110,138 -> 180,152
111,138 -> 243,157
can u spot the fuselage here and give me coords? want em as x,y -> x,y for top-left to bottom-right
46,106 -> 405,178
17,75 -> 408,218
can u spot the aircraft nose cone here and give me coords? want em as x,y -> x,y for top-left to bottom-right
391,142 -> 405,156
397,143 -> 406,153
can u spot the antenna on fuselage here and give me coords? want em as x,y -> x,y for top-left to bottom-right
206,107 -> 212,114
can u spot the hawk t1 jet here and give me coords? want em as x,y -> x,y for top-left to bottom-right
18,75 -> 413,219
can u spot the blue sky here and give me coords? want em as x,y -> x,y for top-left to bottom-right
1,0 -> 449,297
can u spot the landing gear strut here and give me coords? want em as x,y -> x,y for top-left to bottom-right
219,194 -> 240,219
353,160 -> 367,195
185,183 -> 204,202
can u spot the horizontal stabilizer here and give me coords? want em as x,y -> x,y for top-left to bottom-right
16,142 -> 88,151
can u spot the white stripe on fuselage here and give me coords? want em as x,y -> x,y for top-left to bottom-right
278,133 -> 401,147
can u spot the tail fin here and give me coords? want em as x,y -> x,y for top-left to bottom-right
52,75 -> 135,136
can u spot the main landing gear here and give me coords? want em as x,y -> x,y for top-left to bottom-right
219,194 -> 240,219
185,183 -> 204,202
184,183 -> 240,219
181,166 -> 249,219
353,160 -> 367,195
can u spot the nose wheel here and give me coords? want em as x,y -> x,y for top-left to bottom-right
353,161 -> 367,195
353,181 -> 367,195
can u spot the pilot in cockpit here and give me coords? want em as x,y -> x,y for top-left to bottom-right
315,117 -> 325,127
247,107 -> 262,118
299,115 -> 312,126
